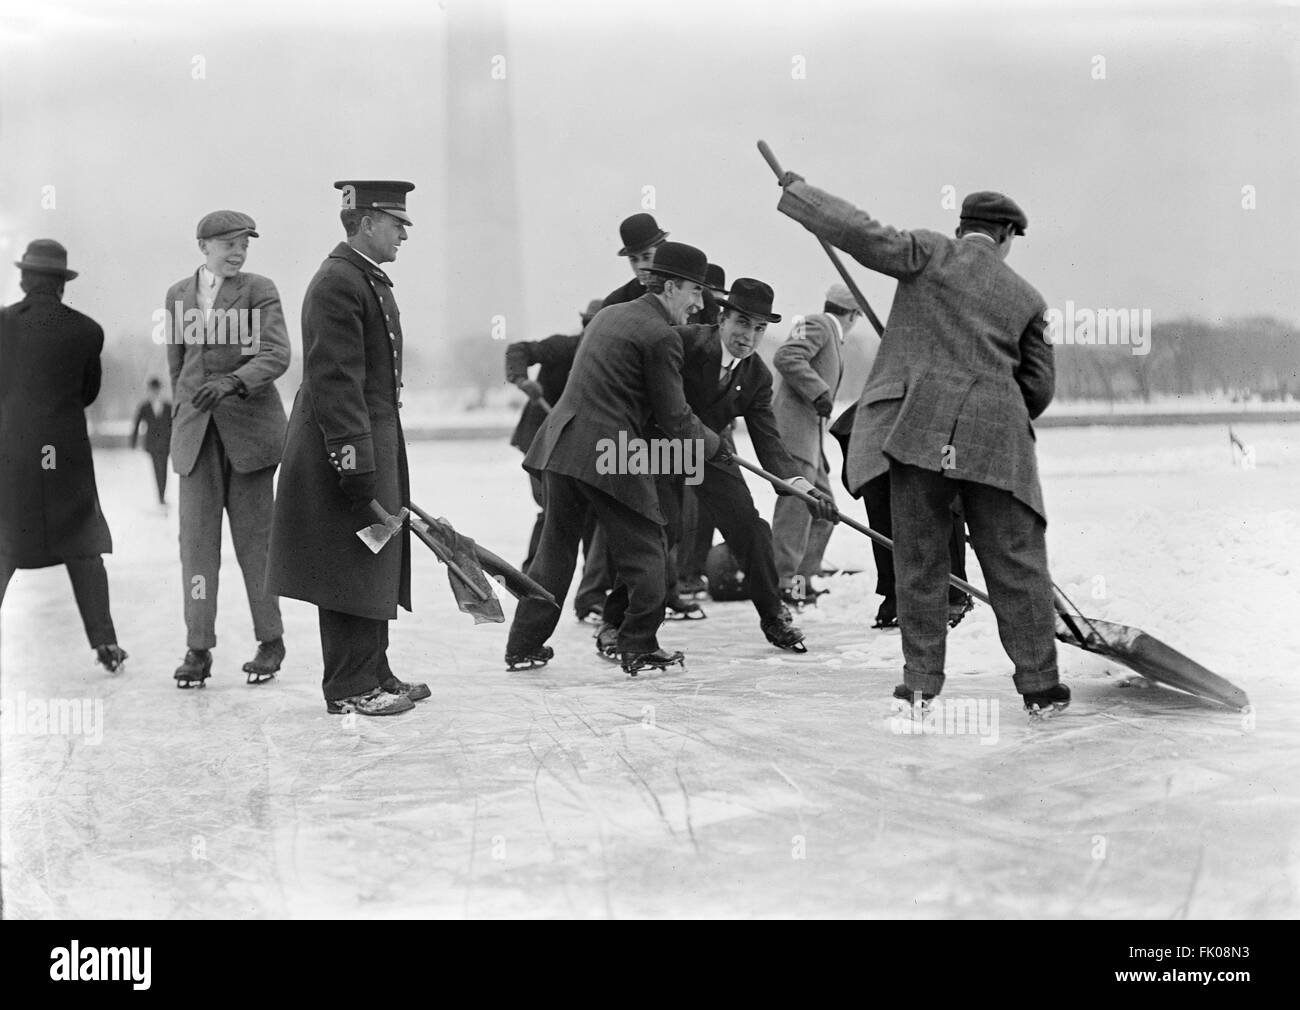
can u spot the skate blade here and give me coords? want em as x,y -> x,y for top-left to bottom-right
245,670 -> 277,685
665,608 -> 707,621
1025,701 -> 1070,721
622,657 -> 686,677
505,658 -> 550,672
175,678 -> 208,689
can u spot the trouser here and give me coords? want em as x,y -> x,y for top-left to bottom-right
526,471 -> 611,614
771,451 -> 835,587
508,472 -> 666,655
319,608 -> 395,701
149,451 -> 169,504
677,484 -> 715,585
695,466 -> 783,622
890,462 -> 1058,696
179,425 -> 283,650
0,554 -> 117,648
862,472 -> 969,605
601,473 -> 686,627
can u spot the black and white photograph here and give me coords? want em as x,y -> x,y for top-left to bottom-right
0,0 -> 1296,939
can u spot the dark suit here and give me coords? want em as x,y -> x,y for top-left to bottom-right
673,323 -> 805,622
601,277 -> 644,308
504,332 -> 611,611
163,268 -> 290,651
780,181 -> 1058,696
0,292 -> 117,647
130,398 -> 172,503
507,293 -> 720,656
266,244 -> 411,701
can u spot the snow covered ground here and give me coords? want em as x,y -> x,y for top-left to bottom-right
1,422 -> 1297,918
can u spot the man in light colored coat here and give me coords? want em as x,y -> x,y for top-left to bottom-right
770,284 -> 860,603
164,210 -> 290,688
775,175 -> 1067,715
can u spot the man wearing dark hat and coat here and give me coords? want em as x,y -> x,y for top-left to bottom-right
669,277 -> 837,653
164,210 -> 291,688
266,181 -> 429,717
601,213 -> 669,308
505,241 -> 725,676
774,174 -> 1067,716
0,240 -> 127,672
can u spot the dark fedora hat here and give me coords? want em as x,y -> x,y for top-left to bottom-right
960,191 -> 1028,235
718,278 -> 781,323
617,213 -> 668,256
647,242 -> 709,287
14,239 -> 78,280
704,262 -> 727,295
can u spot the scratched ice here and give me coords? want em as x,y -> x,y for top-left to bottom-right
2,424 -> 1297,918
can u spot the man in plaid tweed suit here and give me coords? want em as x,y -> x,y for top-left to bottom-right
775,176 -> 1068,715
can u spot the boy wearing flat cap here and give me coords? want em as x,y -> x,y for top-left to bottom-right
774,175 -> 1068,718
164,210 -> 290,689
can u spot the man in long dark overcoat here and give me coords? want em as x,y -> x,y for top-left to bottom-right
266,181 -> 428,717
775,175 -> 1068,715
0,240 -> 127,672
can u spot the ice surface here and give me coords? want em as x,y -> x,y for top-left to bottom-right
1,424 -> 1297,918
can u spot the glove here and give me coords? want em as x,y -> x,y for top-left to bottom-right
813,391 -> 834,419
516,379 -> 544,401
711,443 -> 733,465
338,471 -> 378,504
191,374 -> 243,411
804,487 -> 838,523
778,170 -> 805,189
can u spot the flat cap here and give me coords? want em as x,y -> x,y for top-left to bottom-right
825,282 -> 857,312
196,210 -> 259,240
960,191 -> 1027,235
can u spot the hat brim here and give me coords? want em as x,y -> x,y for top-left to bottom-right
960,215 -> 1025,236
202,228 -> 259,240
15,260 -> 78,280
651,266 -> 709,287
617,231 -> 668,257
717,298 -> 780,323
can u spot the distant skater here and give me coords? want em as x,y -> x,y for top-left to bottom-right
130,376 -> 172,510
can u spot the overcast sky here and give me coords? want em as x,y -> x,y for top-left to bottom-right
1,0 -> 1296,382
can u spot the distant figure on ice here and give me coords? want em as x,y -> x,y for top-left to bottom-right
129,376 -> 172,510
266,180 -> 430,717
0,240 -> 128,672
162,211 -> 290,689
775,176 -> 1069,717
770,283 -> 862,607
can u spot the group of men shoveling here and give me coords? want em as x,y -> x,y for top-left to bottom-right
0,167 -> 1070,719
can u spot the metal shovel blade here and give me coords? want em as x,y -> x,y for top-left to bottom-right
356,506 -> 409,554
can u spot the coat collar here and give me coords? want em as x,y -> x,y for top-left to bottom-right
330,242 -> 394,287
638,290 -> 673,324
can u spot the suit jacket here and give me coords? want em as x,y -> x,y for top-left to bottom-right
772,312 -> 844,469
778,181 -> 1054,519
523,293 -> 721,523
266,243 -> 411,620
504,331 -> 581,452
602,276 -> 645,308
674,323 -> 801,482
163,269 -> 290,476
0,292 -> 112,566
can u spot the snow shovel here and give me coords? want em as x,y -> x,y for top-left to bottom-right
732,455 -> 1250,711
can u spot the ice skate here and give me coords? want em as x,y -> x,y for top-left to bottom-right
94,643 -> 128,673
873,598 -> 899,629
242,637 -> 284,684
594,622 -> 620,661
504,645 -> 554,671
382,676 -> 431,702
761,607 -> 807,653
947,594 -> 974,628
174,648 -> 212,689
892,682 -> 935,714
326,686 -> 414,716
1022,683 -> 1071,720
620,648 -> 685,677
665,597 -> 706,621
575,605 -> 604,625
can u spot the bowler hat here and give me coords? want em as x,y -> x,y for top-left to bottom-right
196,210 -> 259,241
960,191 -> 1028,235
648,242 -> 709,287
581,298 -> 604,324
704,263 -> 727,295
14,239 -> 78,280
335,180 -> 415,226
617,213 -> 668,256
719,278 -> 781,323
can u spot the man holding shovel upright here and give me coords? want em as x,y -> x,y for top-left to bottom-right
774,171 -> 1068,716
266,180 -> 429,717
